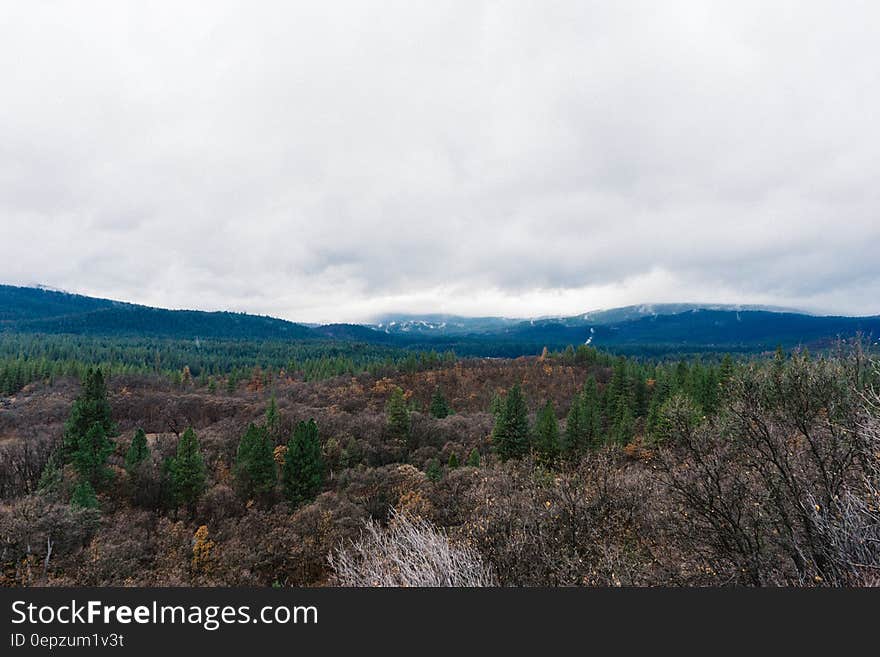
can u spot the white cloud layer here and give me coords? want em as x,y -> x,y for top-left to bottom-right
2,1 -> 879,322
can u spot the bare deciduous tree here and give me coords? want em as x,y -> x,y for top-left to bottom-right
807,379 -> 880,586
329,508 -> 496,587
657,349 -> 880,585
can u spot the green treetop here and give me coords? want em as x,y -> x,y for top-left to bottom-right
62,367 -> 117,463
425,458 -> 443,482
72,422 -> 114,488
282,419 -> 324,507
171,427 -> 207,508
264,394 -> 281,441
386,386 -> 411,442
430,387 -> 451,418
493,384 -> 531,461
234,422 -> 277,500
70,480 -> 98,509
581,376 -> 602,447
534,400 -> 560,465
125,428 -> 150,473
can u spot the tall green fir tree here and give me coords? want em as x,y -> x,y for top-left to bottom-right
674,360 -> 690,390
264,394 -> 281,441
125,428 -> 150,474
282,419 -> 324,507
429,387 -> 451,418
493,384 -> 531,460
646,370 -> 672,440
62,367 -> 117,463
171,427 -> 207,508
581,376 -> 602,447
234,423 -> 276,500
534,400 -> 560,465
425,458 -> 443,482
466,447 -> 481,467
633,376 -> 649,418
37,454 -> 63,498
563,392 -> 584,457
719,354 -> 735,385
73,422 -> 114,488
611,397 -> 635,445
607,359 -> 632,415
700,367 -> 721,415
386,386 -> 411,443
70,480 -> 98,509
490,392 -> 505,419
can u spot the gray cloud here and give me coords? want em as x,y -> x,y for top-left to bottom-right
2,1 -> 879,322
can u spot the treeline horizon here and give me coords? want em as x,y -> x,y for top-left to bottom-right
0,327 -> 835,399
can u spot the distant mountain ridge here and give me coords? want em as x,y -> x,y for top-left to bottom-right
0,284 -> 316,340
373,313 -> 522,336
372,303 -> 810,336
1,284 -> 878,355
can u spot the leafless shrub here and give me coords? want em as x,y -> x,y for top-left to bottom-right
807,379 -> 880,586
0,430 -> 58,499
657,349 -> 878,585
463,453 -> 654,586
0,494 -> 98,586
329,508 -> 496,587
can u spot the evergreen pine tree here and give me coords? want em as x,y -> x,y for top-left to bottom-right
264,394 -> 281,441
534,400 -> 560,465
701,367 -> 721,415
581,376 -> 602,447
447,452 -> 459,468
674,360 -> 690,390
425,458 -> 442,482
633,376 -> 649,417
608,359 -> 630,409
648,370 -> 673,439
646,397 -> 663,442
125,428 -> 150,473
386,386 -> 411,442
72,422 -> 114,488
71,480 -> 98,509
234,423 -> 277,499
62,368 -> 117,462
490,392 -> 504,418
493,384 -> 531,460
719,354 -> 734,385
430,387 -> 451,418
158,456 -> 176,510
466,447 -> 481,467
563,392 -> 584,457
690,359 -> 707,405
611,397 -> 635,445
282,419 -> 324,507
171,427 -> 207,508
37,453 -> 63,497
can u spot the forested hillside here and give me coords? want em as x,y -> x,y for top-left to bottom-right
2,339 -> 878,586
0,285 -> 316,340
4,285 -> 880,357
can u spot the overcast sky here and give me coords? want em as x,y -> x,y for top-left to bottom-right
2,1 -> 879,322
